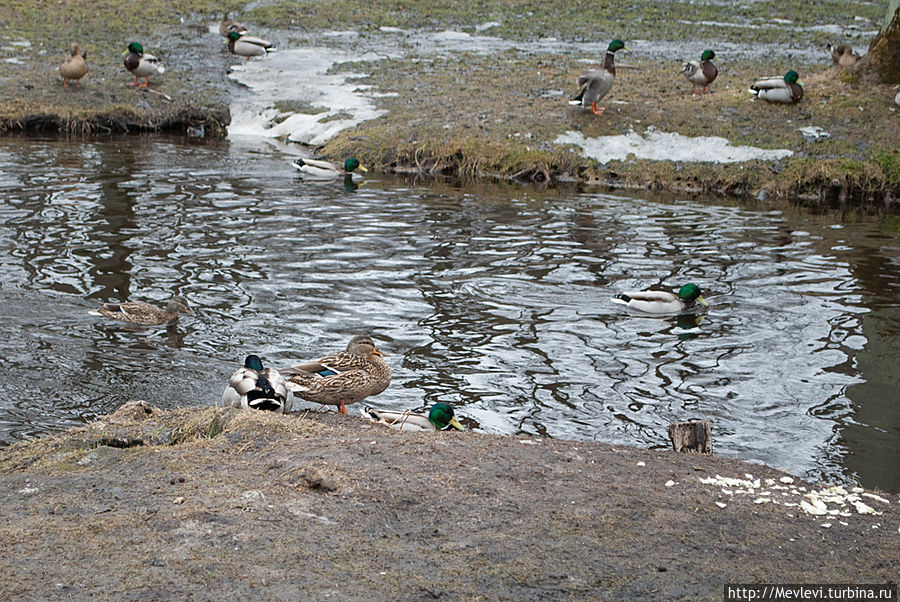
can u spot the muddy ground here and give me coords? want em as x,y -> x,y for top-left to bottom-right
1,402 -> 897,600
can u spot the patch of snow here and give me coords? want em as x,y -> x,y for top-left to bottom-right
556,128 -> 793,163
799,126 -> 829,142
475,21 -> 502,31
227,47 -> 386,145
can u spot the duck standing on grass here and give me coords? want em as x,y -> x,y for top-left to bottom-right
681,49 -> 718,94
123,42 -> 164,87
292,158 -> 368,181
89,295 -> 192,325
59,43 -> 87,87
749,70 -> 803,104
222,355 -> 294,414
362,402 -> 464,432
612,283 -> 708,315
281,335 -> 391,415
227,31 -> 275,61
569,39 -> 626,115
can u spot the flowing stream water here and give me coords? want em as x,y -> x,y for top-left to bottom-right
0,136 -> 897,492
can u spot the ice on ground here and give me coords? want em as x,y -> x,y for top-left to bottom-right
227,47 -> 386,145
556,128 -> 794,164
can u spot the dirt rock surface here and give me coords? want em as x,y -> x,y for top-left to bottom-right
2,402 -> 897,599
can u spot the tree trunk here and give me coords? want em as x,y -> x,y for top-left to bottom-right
857,2 -> 900,83
667,420 -> 713,454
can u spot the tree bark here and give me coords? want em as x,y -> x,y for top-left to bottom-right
667,420 -> 713,454
857,2 -> 900,83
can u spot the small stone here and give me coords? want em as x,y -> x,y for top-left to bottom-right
173,497 -> 185,504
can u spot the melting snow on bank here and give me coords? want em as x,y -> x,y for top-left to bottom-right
227,48 -> 388,145
556,127 -> 794,164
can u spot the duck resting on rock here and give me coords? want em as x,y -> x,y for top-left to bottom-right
612,283 -> 708,315
89,295 -> 192,325
292,158 -> 368,181
222,355 -> 294,413
681,49 -> 718,94
362,402 -> 464,432
227,31 -> 275,61
569,39 -> 626,115
123,42 -> 164,87
281,334 -> 391,415
749,70 -> 803,104
59,43 -> 87,87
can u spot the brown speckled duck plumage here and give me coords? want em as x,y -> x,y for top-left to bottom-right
90,295 -> 192,325
282,334 -> 391,414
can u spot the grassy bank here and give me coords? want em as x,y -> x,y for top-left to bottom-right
1,0 -> 897,204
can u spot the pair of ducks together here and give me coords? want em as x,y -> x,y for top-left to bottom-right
221,335 -> 463,432
571,40 -> 804,114
59,41 -> 169,88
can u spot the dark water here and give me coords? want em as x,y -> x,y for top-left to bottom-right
0,136 -> 897,492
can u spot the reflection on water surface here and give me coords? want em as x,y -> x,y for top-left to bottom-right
0,136 -> 898,492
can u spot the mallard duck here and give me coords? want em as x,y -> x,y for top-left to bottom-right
749,70 -> 803,104
59,43 -> 87,87
219,13 -> 249,38
612,283 -> 708,314
826,42 -> 859,67
362,402 -> 464,432
222,355 -> 294,413
227,31 -> 275,61
291,158 -> 368,181
569,39 -> 626,115
89,295 -> 192,325
123,42 -> 164,87
281,334 -> 391,415
681,49 -> 718,93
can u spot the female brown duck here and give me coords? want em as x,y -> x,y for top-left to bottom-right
282,334 -> 391,414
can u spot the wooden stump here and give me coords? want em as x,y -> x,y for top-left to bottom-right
667,420 -> 713,454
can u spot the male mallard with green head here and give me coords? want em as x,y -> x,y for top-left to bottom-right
89,295 -> 192,325
222,354 -> 294,413
292,158 -> 368,181
124,42 -> 164,87
227,31 -> 275,61
59,43 -> 87,87
682,49 -> 718,94
362,402 -> 464,432
569,39 -> 626,115
282,334 -> 391,415
612,283 -> 708,315
750,70 -> 803,104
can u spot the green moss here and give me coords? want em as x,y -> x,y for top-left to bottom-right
872,148 -> 900,187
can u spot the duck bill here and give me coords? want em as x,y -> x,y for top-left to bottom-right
696,295 -> 709,307
357,165 -> 368,173
447,417 -> 464,431
372,348 -> 387,357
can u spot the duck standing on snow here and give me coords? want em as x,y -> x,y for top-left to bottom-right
227,31 -> 275,61
681,49 -> 718,94
612,283 -> 708,315
89,295 -> 192,325
570,39 -> 626,115
362,402 -> 464,432
749,70 -> 803,104
123,42 -> 164,87
59,43 -> 87,87
219,13 -> 249,38
292,158 -> 368,181
222,355 -> 294,413
281,335 -> 391,415
826,42 -> 859,67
